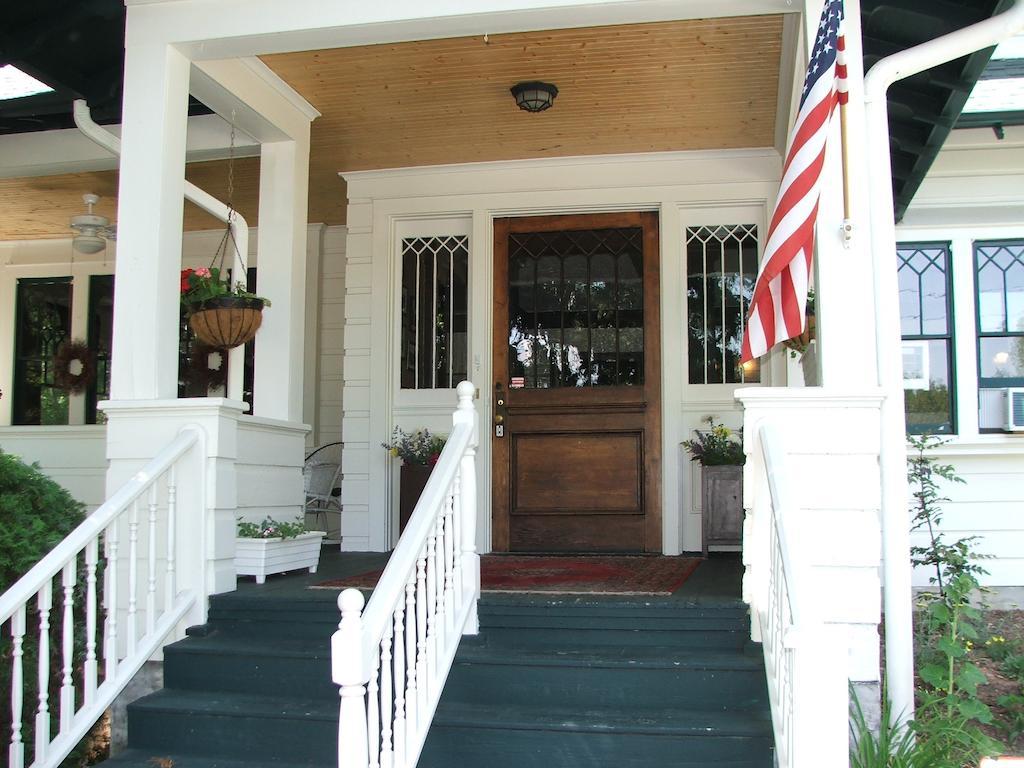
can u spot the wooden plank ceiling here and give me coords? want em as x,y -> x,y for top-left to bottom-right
0,16 -> 782,241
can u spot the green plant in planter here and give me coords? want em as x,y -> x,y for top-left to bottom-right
236,516 -> 308,540
682,417 -> 744,466
382,427 -> 447,466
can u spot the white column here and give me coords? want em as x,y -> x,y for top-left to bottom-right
253,135 -> 312,422
110,43 -> 191,400
808,0 -> 879,389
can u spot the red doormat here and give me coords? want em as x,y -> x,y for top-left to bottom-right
310,555 -> 702,596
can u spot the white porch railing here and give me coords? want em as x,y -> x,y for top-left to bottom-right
750,424 -> 849,768
1,428 -> 202,768
333,381 -> 480,768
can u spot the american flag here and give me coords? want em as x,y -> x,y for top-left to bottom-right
741,0 -> 846,362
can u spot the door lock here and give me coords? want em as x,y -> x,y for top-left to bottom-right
494,382 -> 508,439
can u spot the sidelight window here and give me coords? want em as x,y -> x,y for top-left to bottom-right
400,235 -> 469,389
686,225 -> 760,384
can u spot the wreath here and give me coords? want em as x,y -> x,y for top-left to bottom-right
53,340 -> 97,394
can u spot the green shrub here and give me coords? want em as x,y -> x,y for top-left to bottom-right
0,450 -> 86,590
0,450 -> 94,766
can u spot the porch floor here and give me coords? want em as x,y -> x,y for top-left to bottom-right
232,548 -> 743,604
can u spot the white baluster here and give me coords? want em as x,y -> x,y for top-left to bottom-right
404,575 -> 418,748
335,589 -> 369,768
166,464 -> 177,612
60,562 -> 77,732
9,605 -> 26,768
368,647 -> 380,768
392,602 -> 406,768
36,581 -> 52,762
84,539 -> 98,703
415,555 -> 427,721
425,524 -> 438,695
451,470 -> 464,615
443,493 -> 456,639
380,627 -> 393,768
147,484 -> 158,636
454,381 -> 479,635
127,500 -> 139,656
433,515 -> 446,660
104,522 -> 119,679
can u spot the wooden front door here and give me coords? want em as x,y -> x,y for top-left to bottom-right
491,212 -> 661,553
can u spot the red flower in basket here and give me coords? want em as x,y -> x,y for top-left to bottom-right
180,268 -> 195,292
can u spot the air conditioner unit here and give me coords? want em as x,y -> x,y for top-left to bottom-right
1005,388 -> 1024,432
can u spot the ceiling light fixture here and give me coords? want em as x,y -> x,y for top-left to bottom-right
510,81 -> 558,112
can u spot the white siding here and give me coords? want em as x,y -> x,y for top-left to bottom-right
899,124 -> 1024,589
0,427 -> 107,510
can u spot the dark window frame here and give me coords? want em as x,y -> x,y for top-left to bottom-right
86,274 -> 115,424
973,239 -> 1024,392
897,241 -> 957,435
12,276 -> 73,426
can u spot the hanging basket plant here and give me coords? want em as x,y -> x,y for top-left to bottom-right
53,339 -> 96,394
180,242 -> 270,350
185,289 -> 267,350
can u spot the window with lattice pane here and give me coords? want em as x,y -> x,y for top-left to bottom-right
897,242 -> 955,434
974,240 -> 1024,390
686,225 -> 760,384
400,235 -> 469,389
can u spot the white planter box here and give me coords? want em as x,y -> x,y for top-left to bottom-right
235,531 -> 326,584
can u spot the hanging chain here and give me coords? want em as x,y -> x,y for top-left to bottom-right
226,109 -> 236,225
211,109 -> 241,273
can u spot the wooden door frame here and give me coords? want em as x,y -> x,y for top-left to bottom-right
490,210 -> 662,552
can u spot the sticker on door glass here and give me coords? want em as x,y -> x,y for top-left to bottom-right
510,377 -> 525,389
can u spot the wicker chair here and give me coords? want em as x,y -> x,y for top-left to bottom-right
303,442 -> 342,543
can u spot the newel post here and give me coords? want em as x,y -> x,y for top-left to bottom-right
454,381 -> 480,635
333,589 -> 369,768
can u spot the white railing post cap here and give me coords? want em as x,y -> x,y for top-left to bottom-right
338,587 -> 366,616
456,381 -> 475,409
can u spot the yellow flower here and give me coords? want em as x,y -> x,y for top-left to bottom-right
390,447 -> 399,457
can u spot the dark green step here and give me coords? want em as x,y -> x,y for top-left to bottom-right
163,634 -> 335,700
420,701 -> 773,768
204,595 -> 342,639
127,690 -> 337,763
100,749 -> 330,768
446,644 -> 766,711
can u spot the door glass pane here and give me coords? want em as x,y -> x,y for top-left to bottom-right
507,227 -> 644,388
508,253 -> 536,385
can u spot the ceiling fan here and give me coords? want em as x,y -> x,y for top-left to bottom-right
70,193 -> 116,253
